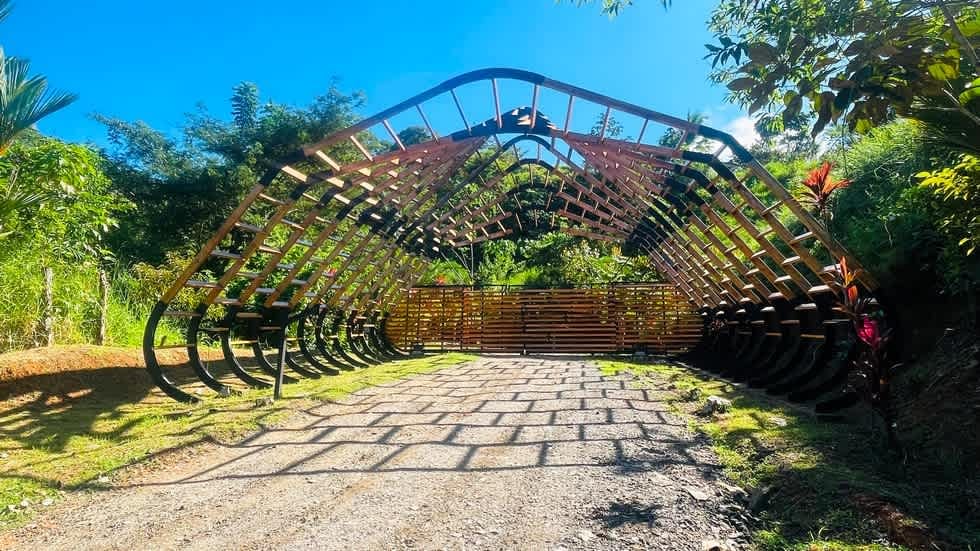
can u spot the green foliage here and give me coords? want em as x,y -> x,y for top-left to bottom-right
0,130 -> 173,352
571,0 -> 669,18
750,111 -> 819,162
0,168 -> 45,238
97,81 -> 371,263
556,240 -> 621,283
476,239 -> 518,285
705,1 -> 979,138
917,153 -> 980,256
419,259 -> 473,286
126,251 -> 211,313
0,133 -> 126,259
830,120 -> 979,296
0,248 -> 175,352
394,125 -> 431,149
468,233 -> 659,287
657,110 -> 706,148
0,49 -> 77,152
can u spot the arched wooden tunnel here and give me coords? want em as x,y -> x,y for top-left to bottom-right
143,68 -> 878,414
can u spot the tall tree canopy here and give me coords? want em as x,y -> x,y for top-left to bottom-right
96,82 -> 376,263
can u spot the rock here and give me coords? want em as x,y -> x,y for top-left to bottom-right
698,396 -> 732,416
768,416 -> 787,427
748,485 -> 774,513
685,387 -> 703,401
97,476 -> 109,483
716,481 -> 748,501
700,538 -> 731,551
41,498 -> 54,507
685,486 -> 711,501
576,529 -> 595,543
19,499 -> 30,508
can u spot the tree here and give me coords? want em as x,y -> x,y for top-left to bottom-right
0,132 -> 124,258
389,125 -> 431,151
658,110 -> 706,148
750,111 -> 819,162
573,0 -> 670,17
0,0 -> 80,235
97,81 -> 372,263
705,1 -> 979,139
231,82 -> 259,134
398,126 -> 431,146
577,0 -> 979,144
590,112 -> 624,138
0,51 -> 77,153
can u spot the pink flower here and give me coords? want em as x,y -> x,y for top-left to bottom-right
857,317 -> 882,351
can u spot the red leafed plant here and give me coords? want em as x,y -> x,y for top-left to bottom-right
833,256 -> 902,449
800,161 -> 851,219
434,274 -> 447,286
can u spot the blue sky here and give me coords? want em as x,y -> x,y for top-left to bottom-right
2,0 -> 756,148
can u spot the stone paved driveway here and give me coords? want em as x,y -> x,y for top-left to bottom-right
5,355 -> 741,550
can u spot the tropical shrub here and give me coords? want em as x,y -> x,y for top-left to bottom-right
917,153 -> 980,257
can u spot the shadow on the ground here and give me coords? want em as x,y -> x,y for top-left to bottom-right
595,500 -> 662,529
0,364 -> 200,454
115,356 -> 718,486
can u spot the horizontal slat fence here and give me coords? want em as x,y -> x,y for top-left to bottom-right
385,284 -> 701,354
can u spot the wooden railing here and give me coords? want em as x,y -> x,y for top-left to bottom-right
384,284 -> 701,354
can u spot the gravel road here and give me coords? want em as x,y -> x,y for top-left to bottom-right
4,356 -> 746,550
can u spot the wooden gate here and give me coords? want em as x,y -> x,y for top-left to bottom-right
384,284 -> 702,354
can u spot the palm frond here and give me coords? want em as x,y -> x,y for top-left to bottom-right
0,172 -> 51,237
0,48 -> 78,152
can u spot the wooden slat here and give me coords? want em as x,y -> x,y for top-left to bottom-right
384,284 -> 700,354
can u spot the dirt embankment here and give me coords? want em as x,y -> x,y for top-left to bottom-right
0,345 -> 224,408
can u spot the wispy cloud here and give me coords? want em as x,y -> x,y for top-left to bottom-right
722,115 -> 761,149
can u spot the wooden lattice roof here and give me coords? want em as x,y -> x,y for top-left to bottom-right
155,68 -> 876,319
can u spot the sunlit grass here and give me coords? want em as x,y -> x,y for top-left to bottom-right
0,352 -> 475,530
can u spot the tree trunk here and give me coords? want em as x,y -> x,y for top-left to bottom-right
42,266 -> 54,347
936,1 -> 979,66
97,269 -> 109,345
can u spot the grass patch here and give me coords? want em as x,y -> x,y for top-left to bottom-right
0,352 -> 474,530
598,359 -> 978,551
